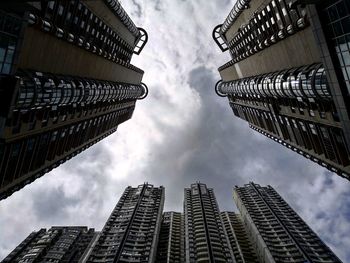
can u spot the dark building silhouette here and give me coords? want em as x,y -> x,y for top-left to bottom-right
0,0 -> 148,200
2,226 -> 97,263
233,182 -> 342,263
213,0 -> 350,180
86,183 -> 164,263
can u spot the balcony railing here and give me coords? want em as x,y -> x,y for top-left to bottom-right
216,64 -> 331,101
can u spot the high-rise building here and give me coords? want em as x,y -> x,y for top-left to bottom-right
0,0 -> 148,200
233,182 -> 343,263
213,0 -> 350,180
2,226 -> 97,263
221,211 -> 258,263
156,212 -> 184,263
183,182 -> 235,262
2,183 -> 343,263
86,183 -> 164,263
2,184 -> 164,263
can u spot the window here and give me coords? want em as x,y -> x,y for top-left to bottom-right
18,78 -> 35,108
289,73 -> 302,97
299,69 -> 315,98
282,73 -> 293,97
309,124 -> 317,135
0,31 -> 18,74
314,67 -> 330,97
322,0 -> 350,94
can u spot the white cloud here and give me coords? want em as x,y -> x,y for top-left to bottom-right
0,0 -> 348,261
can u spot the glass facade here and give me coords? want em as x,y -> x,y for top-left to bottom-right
16,70 -> 146,110
219,63 -> 331,100
321,0 -> 350,94
0,11 -> 22,74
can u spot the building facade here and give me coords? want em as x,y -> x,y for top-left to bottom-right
156,212 -> 184,263
221,211 -> 258,263
2,226 -> 97,263
2,182 -> 344,262
233,182 -> 342,263
86,183 -> 164,263
183,183 -> 235,263
213,0 -> 350,180
0,0 -> 148,200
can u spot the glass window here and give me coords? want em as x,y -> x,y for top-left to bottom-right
290,74 -> 302,97
314,67 -> 330,98
11,143 -> 20,157
17,76 -> 35,108
58,5 -> 64,16
0,34 -> 17,74
282,72 -> 294,97
262,76 -> 270,96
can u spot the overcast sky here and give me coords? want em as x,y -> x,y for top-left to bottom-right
0,0 -> 349,261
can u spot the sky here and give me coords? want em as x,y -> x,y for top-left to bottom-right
0,0 -> 350,261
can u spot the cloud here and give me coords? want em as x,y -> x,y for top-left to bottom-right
0,0 -> 349,262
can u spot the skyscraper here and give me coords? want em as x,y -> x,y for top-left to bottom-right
2,184 -> 164,263
86,183 -> 164,263
2,182 -> 343,262
233,182 -> 342,263
0,0 -> 148,200
221,211 -> 258,263
183,182 -> 235,262
213,0 -> 350,180
2,226 -> 97,263
156,212 -> 184,263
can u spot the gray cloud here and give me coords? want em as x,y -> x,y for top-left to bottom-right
0,0 -> 349,262
130,0 -> 142,17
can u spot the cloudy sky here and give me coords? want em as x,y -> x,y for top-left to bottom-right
0,0 -> 349,261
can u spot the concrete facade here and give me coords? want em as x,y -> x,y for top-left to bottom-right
213,0 -> 350,180
156,212 -> 184,263
184,183 -> 235,263
233,183 -> 343,263
0,0 -> 148,200
2,227 -> 97,263
87,184 -> 164,263
3,183 -> 343,263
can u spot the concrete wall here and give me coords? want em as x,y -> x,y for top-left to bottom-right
83,0 -> 137,47
224,0 -> 267,42
220,27 -> 321,81
233,190 -> 276,263
18,27 -> 143,84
